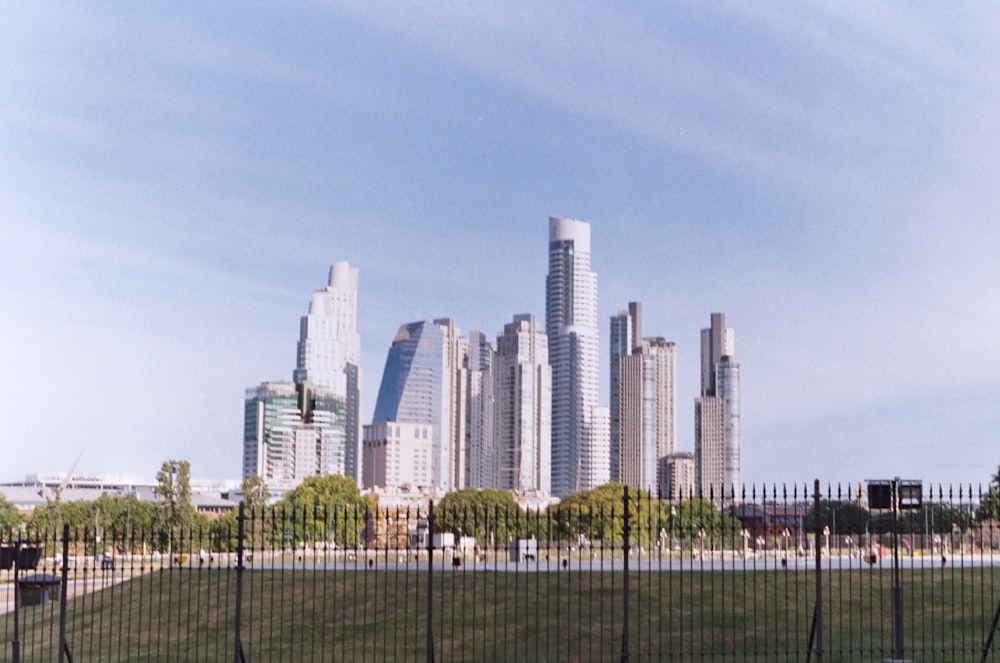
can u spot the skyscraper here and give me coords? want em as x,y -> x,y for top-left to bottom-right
242,263 -> 358,495
494,314 -> 551,496
546,216 -> 603,497
694,312 -> 742,501
610,302 -> 677,495
293,262 -> 362,483
367,318 -> 468,492
464,330 -> 496,490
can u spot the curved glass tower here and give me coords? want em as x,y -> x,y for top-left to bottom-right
370,319 -> 467,492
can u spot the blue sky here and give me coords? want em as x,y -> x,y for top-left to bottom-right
2,3 -> 999,489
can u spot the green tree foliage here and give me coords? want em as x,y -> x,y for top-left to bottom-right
155,459 -> 196,530
0,495 -> 21,534
667,497 -> 742,547
977,466 -> 1000,522
276,474 -> 370,547
208,475 -> 275,553
153,460 -> 214,553
433,488 -> 534,545
549,483 -> 671,546
91,494 -> 158,547
26,494 -> 162,555
241,474 -> 271,509
804,500 -> 871,535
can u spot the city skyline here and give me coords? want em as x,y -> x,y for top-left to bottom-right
4,4 -> 1000,488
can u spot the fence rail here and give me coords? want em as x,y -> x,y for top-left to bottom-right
3,481 -> 1000,662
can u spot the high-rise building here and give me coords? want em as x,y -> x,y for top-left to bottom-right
662,451 -> 695,501
493,314 -> 551,496
293,262 -> 362,483
243,381 -> 346,493
366,319 -> 468,492
546,216 -> 603,498
694,313 -> 741,501
464,331 -> 496,490
610,302 -> 676,495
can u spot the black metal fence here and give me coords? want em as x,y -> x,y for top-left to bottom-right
3,481 -> 1000,662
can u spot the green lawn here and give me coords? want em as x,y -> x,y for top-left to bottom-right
4,566 -> 1000,662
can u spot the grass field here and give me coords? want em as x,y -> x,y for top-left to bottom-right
3,565 -> 1000,662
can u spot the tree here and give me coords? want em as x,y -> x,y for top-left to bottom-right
549,483 -> 670,546
241,474 -> 271,509
977,466 -> 1000,522
91,494 -> 157,552
668,497 -> 742,547
277,474 -> 371,547
155,459 -> 199,552
804,500 -> 871,535
0,495 -> 20,535
434,488 -> 530,546
155,459 -> 195,526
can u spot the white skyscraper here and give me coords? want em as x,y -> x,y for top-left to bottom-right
546,216 -> 603,497
695,312 -> 741,502
293,262 -> 362,483
494,314 -> 551,496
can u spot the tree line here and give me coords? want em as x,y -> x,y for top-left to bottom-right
3,463 -> 1000,554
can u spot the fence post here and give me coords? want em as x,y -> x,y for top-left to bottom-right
426,499 -> 435,663
58,524 -> 70,663
233,502 -> 246,663
814,479 -> 823,662
621,485 -> 631,663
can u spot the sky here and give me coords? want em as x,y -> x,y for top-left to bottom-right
2,2 -> 999,490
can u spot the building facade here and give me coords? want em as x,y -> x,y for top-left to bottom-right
243,381 -> 347,493
464,331 -> 496,490
546,216 -> 603,498
493,314 -> 551,496
610,302 -> 676,495
292,261 -> 362,483
694,312 -> 742,501
362,421 -> 433,490
661,451 -> 696,501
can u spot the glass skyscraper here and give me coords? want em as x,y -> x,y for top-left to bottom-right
368,319 -> 468,492
243,381 -> 346,493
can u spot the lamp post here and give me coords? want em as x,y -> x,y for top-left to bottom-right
669,506 -> 676,558
867,477 -> 921,663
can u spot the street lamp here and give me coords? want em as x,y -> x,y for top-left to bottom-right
867,478 -> 922,662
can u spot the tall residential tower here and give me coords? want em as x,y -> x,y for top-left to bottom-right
546,216 -> 605,498
694,312 -> 741,501
610,302 -> 676,495
494,314 -> 551,496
